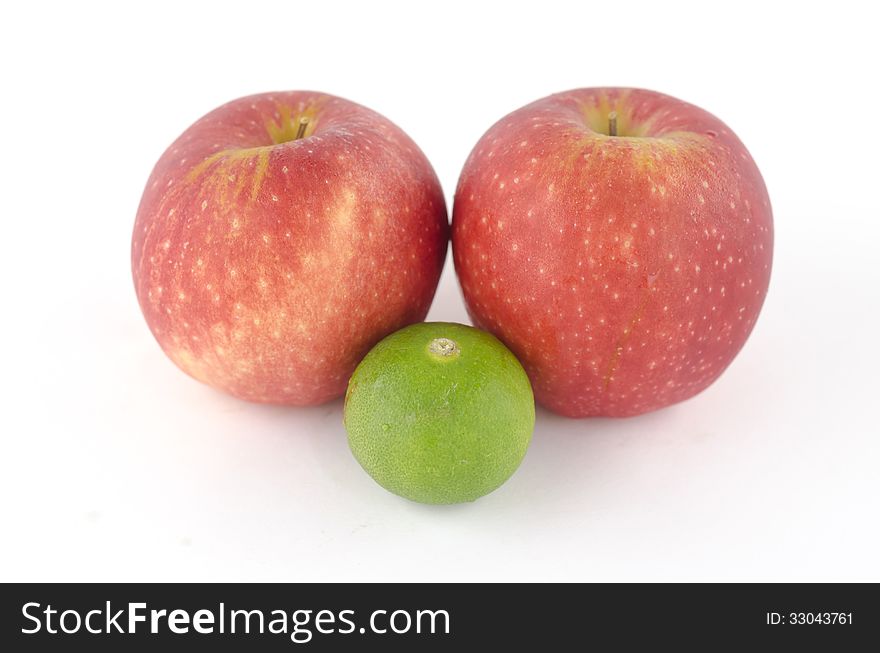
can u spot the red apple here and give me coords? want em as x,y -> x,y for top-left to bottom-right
132,91 -> 448,404
453,88 -> 772,417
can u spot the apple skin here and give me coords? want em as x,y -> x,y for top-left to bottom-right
132,91 -> 448,405
452,88 -> 772,417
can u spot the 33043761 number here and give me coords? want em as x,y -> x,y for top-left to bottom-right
788,612 -> 852,625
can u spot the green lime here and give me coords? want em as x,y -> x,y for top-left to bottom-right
344,322 -> 535,504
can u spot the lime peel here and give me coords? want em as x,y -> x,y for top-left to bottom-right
344,322 -> 535,504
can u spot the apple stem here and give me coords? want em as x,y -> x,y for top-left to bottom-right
295,117 -> 310,140
608,111 -> 618,137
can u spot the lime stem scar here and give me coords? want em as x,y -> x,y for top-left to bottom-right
428,337 -> 459,357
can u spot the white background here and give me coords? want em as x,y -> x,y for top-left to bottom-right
2,0 -> 878,582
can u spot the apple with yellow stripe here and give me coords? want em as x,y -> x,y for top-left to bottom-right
453,88 -> 772,417
132,91 -> 448,404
